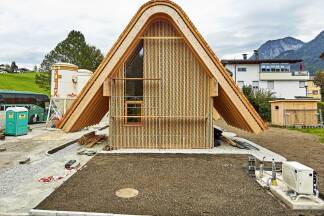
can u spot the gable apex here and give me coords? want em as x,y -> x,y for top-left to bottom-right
58,0 -> 266,133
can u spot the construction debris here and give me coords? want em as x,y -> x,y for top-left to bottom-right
233,139 -> 259,151
103,145 -> 114,151
213,126 -> 223,147
220,136 -> 238,148
19,157 -> 31,164
79,131 -> 106,148
65,160 -> 80,170
0,148 -> 6,152
77,150 -> 96,156
38,176 -> 63,183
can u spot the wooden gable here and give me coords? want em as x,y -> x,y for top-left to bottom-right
58,0 -> 266,134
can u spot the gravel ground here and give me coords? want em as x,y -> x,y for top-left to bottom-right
36,154 -> 324,216
0,143 -> 79,196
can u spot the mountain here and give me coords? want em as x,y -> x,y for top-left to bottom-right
251,37 -> 305,59
277,31 -> 324,74
251,31 -> 324,75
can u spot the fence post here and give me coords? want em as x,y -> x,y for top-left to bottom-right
320,108 -> 323,127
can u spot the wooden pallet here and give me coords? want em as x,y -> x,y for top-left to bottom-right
79,132 -> 106,148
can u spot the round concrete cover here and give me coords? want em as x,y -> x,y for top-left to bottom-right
115,188 -> 139,198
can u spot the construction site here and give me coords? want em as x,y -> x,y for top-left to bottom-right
0,0 -> 324,215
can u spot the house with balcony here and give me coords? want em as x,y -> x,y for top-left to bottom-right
221,56 -> 309,99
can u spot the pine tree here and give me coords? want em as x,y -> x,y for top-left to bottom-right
36,30 -> 104,91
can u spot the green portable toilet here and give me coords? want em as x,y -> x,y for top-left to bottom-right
5,107 -> 28,136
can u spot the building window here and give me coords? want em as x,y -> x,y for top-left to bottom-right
125,101 -> 142,125
252,81 -> 259,89
124,41 -> 144,125
299,81 -> 306,88
237,67 -> 247,72
267,80 -> 274,90
261,66 -> 266,72
237,81 -> 244,88
313,90 -> 319,95
275,65 -> 280,72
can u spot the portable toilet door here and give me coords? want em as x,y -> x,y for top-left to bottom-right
5,107 -> 28,136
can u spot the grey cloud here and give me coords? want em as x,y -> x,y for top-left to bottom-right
0,0 -> 323,67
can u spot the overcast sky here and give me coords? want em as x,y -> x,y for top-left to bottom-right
0,0 -> 323,69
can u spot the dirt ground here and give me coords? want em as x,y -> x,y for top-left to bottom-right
37,154 -> 324,216
217,120 -> 324,194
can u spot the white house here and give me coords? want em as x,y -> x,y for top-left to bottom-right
221,56 -> 309,99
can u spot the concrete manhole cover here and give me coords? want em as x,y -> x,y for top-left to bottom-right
115,188 -> 139,198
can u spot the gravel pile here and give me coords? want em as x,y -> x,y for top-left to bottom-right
0,143 -> 79,197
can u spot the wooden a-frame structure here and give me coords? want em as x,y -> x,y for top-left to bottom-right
58,0 -> 267,149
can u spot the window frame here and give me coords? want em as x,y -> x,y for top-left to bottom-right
267,80 -> 274,90
252,81 -> 259,89
237,67 -> 247,72
299,81 -> 306,88
124,100 -> 143,126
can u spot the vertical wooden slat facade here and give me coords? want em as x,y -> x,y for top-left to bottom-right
270,100 -> 319,126
109,20 -> 213,149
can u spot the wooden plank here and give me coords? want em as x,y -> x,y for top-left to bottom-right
103,78 -> 111,96
112,78 -> 161,80
140,36 -> 183,39
112,116 -> 207,119
86,135 -> 106,148
210,78 -> 218,97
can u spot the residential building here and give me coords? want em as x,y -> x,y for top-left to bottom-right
306,78 -> 321,99
221,56 -> 310,99
57,0 -> 266,149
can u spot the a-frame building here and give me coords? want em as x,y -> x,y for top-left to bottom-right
58,0 -> 267,149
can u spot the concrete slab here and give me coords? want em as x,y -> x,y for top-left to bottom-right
100,136 -> 286,163
29,209 -> 143,216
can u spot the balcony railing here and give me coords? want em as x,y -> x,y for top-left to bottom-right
259,71 -> 309,80
292,71 -> 309,76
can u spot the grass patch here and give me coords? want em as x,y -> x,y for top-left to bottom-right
0,72 -> 49,95
292,128 -> 324,143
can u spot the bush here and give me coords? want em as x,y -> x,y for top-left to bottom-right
242,85 -> 275,122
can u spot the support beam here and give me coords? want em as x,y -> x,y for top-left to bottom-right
140,36 -> 183,40
210,78 -> 218,97
103,78 -> 111,97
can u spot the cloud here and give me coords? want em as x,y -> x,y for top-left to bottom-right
0,0 -> 323,68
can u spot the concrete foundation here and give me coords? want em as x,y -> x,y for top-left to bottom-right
100,136 -> 286,163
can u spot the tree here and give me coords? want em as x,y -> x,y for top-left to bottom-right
313,71 -> 324,101
36,30 -> 104,91
10,61 -> 18,73
242,85 -> 275,122
33,65 -> 38,72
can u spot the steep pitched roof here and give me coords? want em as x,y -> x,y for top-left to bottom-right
58,0 -> 267,133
